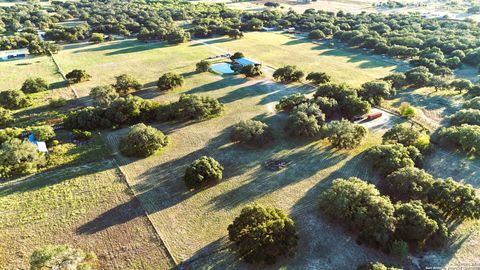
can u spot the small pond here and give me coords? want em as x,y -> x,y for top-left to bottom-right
211,62 -> 235,74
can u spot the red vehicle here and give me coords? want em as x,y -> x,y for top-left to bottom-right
366,112 -> 382,120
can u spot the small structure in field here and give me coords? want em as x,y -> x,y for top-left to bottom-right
285,27 -> 296,34
232,57 -> 261,67
28,134 -> 49,154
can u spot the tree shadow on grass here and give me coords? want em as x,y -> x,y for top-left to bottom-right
257,83 -> 314,106
187,76 -> 246,95
189,37 -> 232,47
282,38 -> 311,46
71,40 -> 170,55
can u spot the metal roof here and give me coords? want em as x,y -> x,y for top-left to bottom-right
235,57 -> 260,66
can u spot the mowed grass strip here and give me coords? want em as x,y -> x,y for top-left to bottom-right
0,161 -> 173,269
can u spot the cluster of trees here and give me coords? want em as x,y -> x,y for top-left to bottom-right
66,69 -> 91,84
230,120 -> 273,147
273,65 -> 304,83
317,123 -> 480,256
66,94 -> 223,130
438,98 -> 480,155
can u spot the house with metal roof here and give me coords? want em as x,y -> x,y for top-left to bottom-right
233,57 -> 261,67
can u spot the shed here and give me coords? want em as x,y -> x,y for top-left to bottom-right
28,134 -> 49,154
233,57 -> 261,67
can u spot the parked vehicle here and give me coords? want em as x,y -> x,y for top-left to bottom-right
366,112 -> 382,120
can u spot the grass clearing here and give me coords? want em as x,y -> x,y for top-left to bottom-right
0,161 -> 173,269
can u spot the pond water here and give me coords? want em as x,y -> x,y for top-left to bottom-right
211,63 -> 235,74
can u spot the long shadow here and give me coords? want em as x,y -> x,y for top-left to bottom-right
179,237 -> 243,270
189,37 -> 232,47
392,90 -> 457,117
283,38 -> 311,46
76,196 -> 145,234
49,80 -> 69,90
72,40 -> 169,55
186,76 -> 246,95
257,83 -> 314,105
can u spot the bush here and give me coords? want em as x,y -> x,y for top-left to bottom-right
383,73 -> 407,89
48,97 -> 68,108
383,124 -> 430,152
30,244 -> 97,270
157,72 -> 184,91
21,77 -> 48,93
239,64 -> 262,77
0,108 -> 14,127
306,71 -> 331,85
120,123 -> 169,158
357,262 -> 402,270
90,32 -> 104,43
184,156 -> 223,188
438,124 -> 480,155
66,69 -> 91,84
273,65 -> 304,83
389,240 -> 409,260
365,143 -> 422,177
405,67 -> 431,87
228,204 -> 298,265
72,129 -> 93,141
230,120 -> 273,146
171,94 -> 223,120
320,177 -> 395,248
196,60 -> 211,72
114,74 -> 142,95
230,51 -> 244,60
399,102 -> 416,118
0,128 -> 23,144
327,119 -> 367,149
308,29 -> 326,40
31,125 -> 55,141
0,89 -> 32,109
450,79 -> 473,92
449,109 -> 480,126
382,167 -> 434,202
313,96 -> 338,118
90,85 -> 119,107
166,28 -> 190,44
275,93 -> 308,112
0,139 -> 46,178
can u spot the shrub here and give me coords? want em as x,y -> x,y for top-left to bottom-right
383,72 -> 407,89
240,64 -> 262,77
308,29 -> 326,40
66,69 -> 91,84
72,129 -> 93,141
313,96 -> 338,118
399,102 -> 416,118
90,32 -> 104,43
31,125 -> 55,141
389,240 -> 409,260
450,79 -> 473,92
0,108 -> 14,127
166,28 -> 190,44
230,51 -> 244,60
30,244 -> 97,270
0,139 -> 46,178
306,71 -> 331,85
319,177 -> 395,248
184,156 -> 223,188
275,93 -> 308,112
382,167 -> 434,202
114,74 -> 142,95
438,124 -> 480,155
171,94 -> 223,120
228,204 -> 298,265
273,65 -> 304,83
196,60 -> 211,72
0,89 -> 32,109
365,143 -> 422,177
157,72 -> 184,91
48,97 -> 68,108
383,124 -> 430,152
90,85 -> 119,107
230,120 -> 273,146
405,67 -> 431,87
327,119 -> 367,149
449,109 -> 480,126
357,262 -> 402,270
120,123 -> 169,158
0,128 -> 23,144
21,77 -> 48,93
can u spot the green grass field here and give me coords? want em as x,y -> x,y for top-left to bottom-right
2,30 -> 479,269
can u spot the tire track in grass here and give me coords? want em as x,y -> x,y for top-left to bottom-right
104,132 -> 178,268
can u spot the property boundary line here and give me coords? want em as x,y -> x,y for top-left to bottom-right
105,133 -> 179,269
48,51 -> 79,98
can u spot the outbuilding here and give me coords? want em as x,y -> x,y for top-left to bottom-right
232,57 -> 261,67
